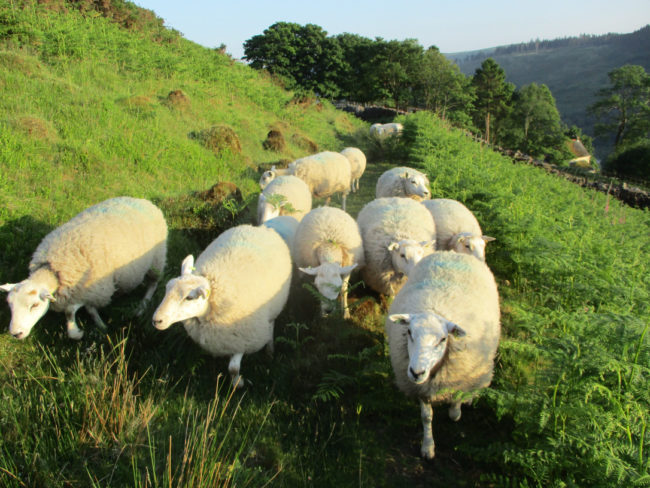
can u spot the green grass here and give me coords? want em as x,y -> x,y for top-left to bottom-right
1,2 -> 649,487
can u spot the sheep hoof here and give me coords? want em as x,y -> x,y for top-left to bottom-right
420,444 -> 435,460
68,328 -> 84,340
231,375 -> 245,389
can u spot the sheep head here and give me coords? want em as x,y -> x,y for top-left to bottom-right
1,279 -> 56,339
389,312 -> 466,385
152,255 -> 210,330
299,262 -> 357,316
401,172 -> 431,200
259,165 -> 277,190
450,233 -> 495,262
387,239 -> 435,277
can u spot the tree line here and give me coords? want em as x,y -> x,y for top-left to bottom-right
244,22 -> 650,176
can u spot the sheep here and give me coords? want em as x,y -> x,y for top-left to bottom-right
422,199 -> 495,262
152,224 -> 292,388
293,207 -> 364,319
257,175 -> 312,224
259,165 -> 291,190
340,147 -> 367,193
356,197 -> 436,296
385,251 -> 501,459
290,151 -> 352,211
370,122 -> 404,139
1,197 -> 167,340
375,166 -> 431,201
262,215 -> 299,250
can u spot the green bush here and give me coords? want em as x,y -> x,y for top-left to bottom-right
604,140 -> 650,180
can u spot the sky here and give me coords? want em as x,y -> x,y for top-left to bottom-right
132,0 -> 650,60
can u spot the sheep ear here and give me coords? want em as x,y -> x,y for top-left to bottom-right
387,242 -> 399,252
340,263 -> 358,276
389,314 -> 411,325
39,290 -> 56,302
456,235 -> 467,244
0,283 -> 17,293
270,165 -> 276,171
445,320 -> 466,338
403,172 -> 410,179
420,240 -> 436,249
181,255 -> 195,276
482,235 -> 496,243
299,266 -> 320,276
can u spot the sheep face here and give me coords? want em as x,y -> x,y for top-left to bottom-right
450,233 -> 495,262
299,262 -> 357,316
1,280 -> 55,339
152,256 -> 210,330
387,240 -> 435,277
389,312 -> 466,385
259,168 -> 277,190
402,172 -> 430,199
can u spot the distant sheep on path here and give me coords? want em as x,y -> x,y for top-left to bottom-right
376,166 -> 431,201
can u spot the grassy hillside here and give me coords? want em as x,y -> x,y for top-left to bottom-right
450,26 -> 650,158
1,2 -> 649,487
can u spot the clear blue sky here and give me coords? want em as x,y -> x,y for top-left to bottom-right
132,0 -> 649,59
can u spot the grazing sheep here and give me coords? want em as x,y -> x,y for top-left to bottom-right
386,251 -> 500,459
422,199 -> 495,262
376,166 -> 431,201
152,224 -> 292,388
290,151 -> 352,211
340,147 -> 367,193
1,197 -> 167,340
370,122 -> 404,139
257,175 -> 312,224
357,197 -> 436,296
293,207 -> 364,319
262,215 -> 299,250
259,165 -> 291,190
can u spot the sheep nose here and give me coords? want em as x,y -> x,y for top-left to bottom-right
152,318 -> 163,328
11,331 -> 25,340
409,367 -> 425,381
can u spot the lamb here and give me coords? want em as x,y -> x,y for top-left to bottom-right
375,166 -> 431,201
293,207 -> 364,319
340,147 -> 367,193
152,224 -> 292,388
356,197 -> 436,296
262,215 -> 299,250
257,175 -> 312,224
422,199 -> 495,262
370,122 -> 404,139
259,165 -> 291,190
1,197 -> 167,340
385,251 -> 501,459
290,151 -> 352,211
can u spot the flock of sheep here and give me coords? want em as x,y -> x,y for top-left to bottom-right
1,126 -> 500,460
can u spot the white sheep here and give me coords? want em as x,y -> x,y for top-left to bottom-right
1,197 -> 167,340
422,199 -> 495,262
290,151 -> 352,211
152,224 -> 292,388
356,197 -> 436,296
262,215 -> 299,250
340,147 -> 367,193
257,175 -> 312,224
293,207 -> 364,319
259,165 -> 291,190
370,122 -> 404,139
375,166 -> 431,201
385,251 -> 501,459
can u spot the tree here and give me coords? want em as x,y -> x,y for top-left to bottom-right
471,58 -> 514,144
243,22 -> 343,98
333,33 -> 378,103
506,83 -> 568,160
589,65 -> 650,149
369,38 -> 423,110
413,47 -> 475,125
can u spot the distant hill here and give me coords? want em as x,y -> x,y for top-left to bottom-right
446,26 -> 650,158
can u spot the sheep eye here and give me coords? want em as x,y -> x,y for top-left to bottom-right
400,253 -> 406,258
407,329 -> 413,339
185,295 -> 197,301
439,337 -> 447,345
30,303 -> 39,311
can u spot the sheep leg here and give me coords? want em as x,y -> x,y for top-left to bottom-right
135,273 -> 160,317
449,401 -> 462,422
341,274 -> 351,319
420,400 -> 435,459
85,305 -> 107,331
228,353 -> 245,389
324,196 -> 331,206
341,193 -> 348,212
65,304 -> 84,340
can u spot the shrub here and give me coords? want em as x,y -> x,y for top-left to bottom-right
603,140 -> 650,181
189,125 -> 242,155
263,129 -> 286,151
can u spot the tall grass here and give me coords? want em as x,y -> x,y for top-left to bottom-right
402,111 -> 650,486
